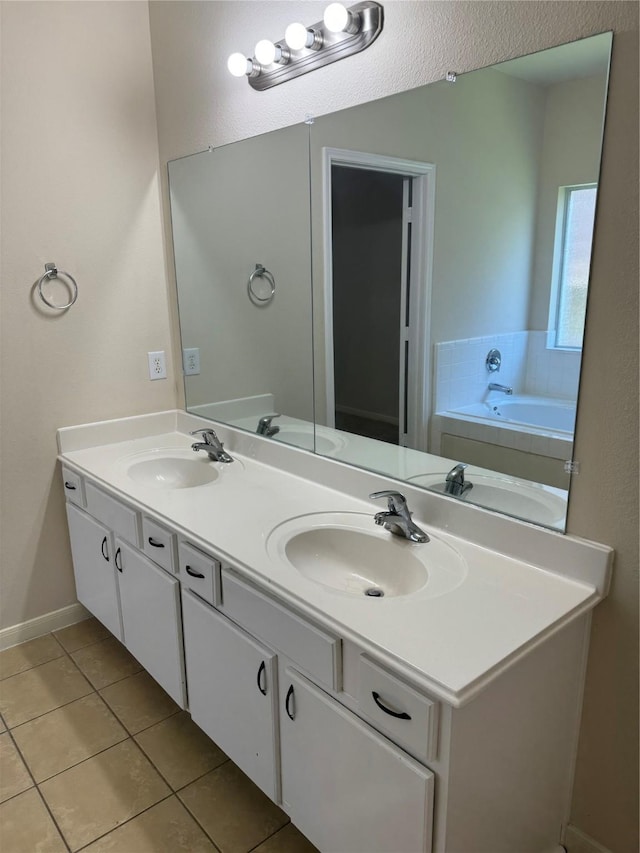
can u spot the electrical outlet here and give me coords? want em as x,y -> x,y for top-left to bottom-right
148,351 -> 167,380
183,347 -> 200,376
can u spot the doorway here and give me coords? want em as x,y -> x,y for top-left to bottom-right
322,149 -> 435,450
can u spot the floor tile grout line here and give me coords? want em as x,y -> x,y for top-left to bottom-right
97,684 -> 182,737
1,688 -> 97,732
71,791 -> 177,852
132,718 -> 232,794
0,651 -> 67,682
23,730 -> 132,787
175,788 -> 228,853
79,664 -> 145,693
1,636 -> 100,728
247,819 -> 293,852
2,721 -> 73,853
169,756 -> 232,795
54,629 -> 115,657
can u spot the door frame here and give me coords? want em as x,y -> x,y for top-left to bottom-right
321,147 -> 436,450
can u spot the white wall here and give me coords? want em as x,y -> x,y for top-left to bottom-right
148,4 -> 638,851
0,2 -> 175,629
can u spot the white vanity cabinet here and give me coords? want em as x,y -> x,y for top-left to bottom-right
58,435 -> 605,853
181,589 -> 279,799
66,504 -> 123,641
279,666 -> 434,853
63,470 -> 186,707
180,564 -> 436,853
115,540 -> 186,706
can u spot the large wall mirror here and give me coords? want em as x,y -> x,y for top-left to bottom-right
169,32 -> 612,532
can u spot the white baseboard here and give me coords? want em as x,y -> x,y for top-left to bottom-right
0,603 -> 90,651
564,825 -> 613,853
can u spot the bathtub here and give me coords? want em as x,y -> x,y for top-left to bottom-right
453,395 -> 576,435
430,395 -> 577,491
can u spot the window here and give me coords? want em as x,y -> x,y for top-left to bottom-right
550,184 -> 597,350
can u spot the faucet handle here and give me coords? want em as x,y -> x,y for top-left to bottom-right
190,428 -> 218,445
258,413 -> 281,426
369,490 -> 407,513
446,463 -> 468,483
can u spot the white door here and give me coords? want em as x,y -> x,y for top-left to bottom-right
116,539 -> 186,707
181,590 -> 279,801
280,668 -> 434,853
66,504 -> 123,640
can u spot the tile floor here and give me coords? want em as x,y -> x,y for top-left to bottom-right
0,618 -> 318,853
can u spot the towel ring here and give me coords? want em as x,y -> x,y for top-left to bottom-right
248,264 -> 275,305
37,263 -> 78,310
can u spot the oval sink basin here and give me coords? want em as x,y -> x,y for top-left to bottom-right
267,512 -> 467,600
408,472 -> 567,528
275,426 -> 346,455
125,451 -> 221,489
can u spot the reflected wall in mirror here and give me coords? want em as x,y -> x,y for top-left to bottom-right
310,33 -> 612,530
169,33 -> 612,532
169,123 -> 316,450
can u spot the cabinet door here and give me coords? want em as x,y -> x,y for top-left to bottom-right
116,540 -> 186,707
182,590 -> 279,801
280,668 -> 434,853
66,504 -> 123,640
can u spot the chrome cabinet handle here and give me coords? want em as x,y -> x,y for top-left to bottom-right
185,565 -> 205,579
372,691 -> 411,720
148,537 -> 165,548
257,661 -> 267,696
285,684 -> 295,720
101,536 -> 109,562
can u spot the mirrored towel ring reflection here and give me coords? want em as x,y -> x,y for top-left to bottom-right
248,264 -> 276,306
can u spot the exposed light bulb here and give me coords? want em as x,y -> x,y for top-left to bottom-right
255,39 -> 279,65
323,2 -> 359,33
285,22 -> 314,51
227,53 -> 251,77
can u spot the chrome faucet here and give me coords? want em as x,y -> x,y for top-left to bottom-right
256,414 -> 281,437
445,463 -> 473,497
190,428 -> 234,463
369,490 -> 429,543
488,382 -> 513,395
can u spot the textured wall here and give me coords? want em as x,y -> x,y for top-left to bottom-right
0,2 -> 175,628
149,3 -> 639,851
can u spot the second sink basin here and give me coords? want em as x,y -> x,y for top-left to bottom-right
407,472 -> 567,528
267,512 -> 467,600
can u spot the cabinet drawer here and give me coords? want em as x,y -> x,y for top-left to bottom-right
85,482 -> 140,546
61,467 -> 85,507
357,655 -> 439,764
178,542 -> 221,606
221,569 -> 341,692
142,517 -> 177,574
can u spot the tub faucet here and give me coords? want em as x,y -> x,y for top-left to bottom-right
488,383 -> 513,395
256,414 -> 280,437
445,463 -> 473,497
190,428 -> 234,463
369,490 -> 429,543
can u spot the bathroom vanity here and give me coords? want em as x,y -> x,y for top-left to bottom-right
57,411 -> 612,853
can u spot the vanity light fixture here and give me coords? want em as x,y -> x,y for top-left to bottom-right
227,1 -> 383,91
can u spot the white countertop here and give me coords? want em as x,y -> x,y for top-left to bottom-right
58,410 -> 612,707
